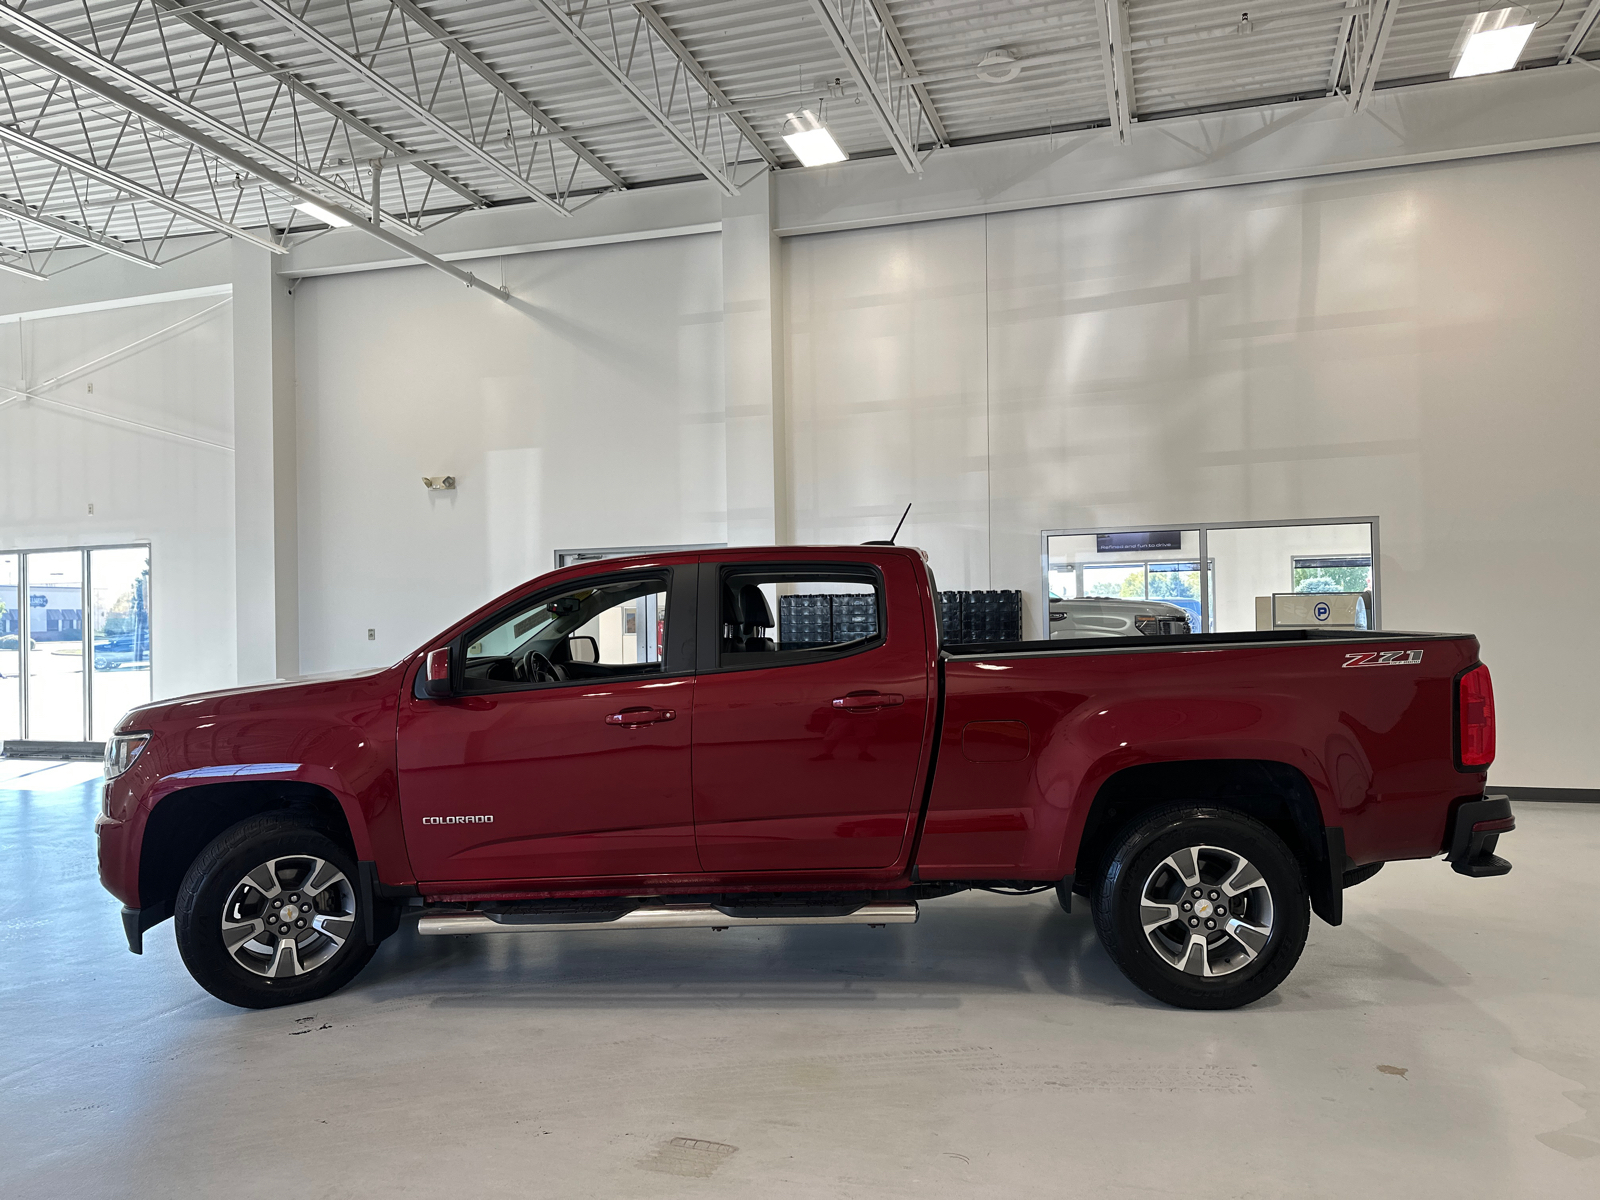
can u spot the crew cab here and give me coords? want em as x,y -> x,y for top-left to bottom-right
97,545 -> 1512,1011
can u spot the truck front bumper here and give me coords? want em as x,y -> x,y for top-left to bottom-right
121,900 -> 173,955
1445,795 -> 1514,878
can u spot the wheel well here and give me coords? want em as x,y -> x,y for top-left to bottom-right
1073,760 -> 1328,895
138,782 -> 355,910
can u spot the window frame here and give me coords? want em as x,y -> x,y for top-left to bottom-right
448,563 -> 697,697
695,561 -> 888,674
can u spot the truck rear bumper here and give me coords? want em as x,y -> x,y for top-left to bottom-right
1445,795 -> 1514,878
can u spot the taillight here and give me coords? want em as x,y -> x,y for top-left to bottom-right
1456,662 -> 1495,769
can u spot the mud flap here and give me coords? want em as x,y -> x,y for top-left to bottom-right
1309,827 -> 1344,927
121,899 -> 173,955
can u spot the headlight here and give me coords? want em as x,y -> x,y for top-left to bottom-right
105,732 -> 151,781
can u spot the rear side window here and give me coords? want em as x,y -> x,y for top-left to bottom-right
715,564 -> 884,668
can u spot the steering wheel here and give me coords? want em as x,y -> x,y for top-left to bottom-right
517,649 -> 565,684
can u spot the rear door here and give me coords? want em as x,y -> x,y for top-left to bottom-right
689,555 -> 932,872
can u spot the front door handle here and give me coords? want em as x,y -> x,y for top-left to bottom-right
832,691 -> 905,713
605,706 -> 676,727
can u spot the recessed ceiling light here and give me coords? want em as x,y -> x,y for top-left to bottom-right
1451,7 -> 1536,78
294,199 -> 352,228
782,110 -> 847,168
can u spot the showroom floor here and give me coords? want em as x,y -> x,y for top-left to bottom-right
2,761 -> 1595,1199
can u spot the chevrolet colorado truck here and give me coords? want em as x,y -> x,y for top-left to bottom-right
97,545 -> 1512,1011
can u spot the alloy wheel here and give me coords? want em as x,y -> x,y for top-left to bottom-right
220,855 -> 356,978
1138,844 -> 1274,977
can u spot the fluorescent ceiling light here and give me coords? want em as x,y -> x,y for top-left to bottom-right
294,199 -> 352,228
1451,7 -> 1536,78
782,110 -> 847,168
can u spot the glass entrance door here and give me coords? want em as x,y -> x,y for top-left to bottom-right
24,550 -> 85,741
2,544 -> 151,743
1,554 -> 18,742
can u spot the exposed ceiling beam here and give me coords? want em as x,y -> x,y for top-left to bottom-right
0,121 -> 282,254
0,194 -> 157,268
633,3 -> 779,169
150,0 -> 484,212
0,26 -> 507,301
1350,0 -> 1401,113
1329,4 -> 1357,93
528,0 -> 744,196
0,256 -> 47,282
389,0 -> 627,190
806,0 -> 928,173
868,0 -> 948,146
1095,0 -> 1135,143
250,0 -> 571,216
0,3 -> 419,235
1561,0 -> 1600,62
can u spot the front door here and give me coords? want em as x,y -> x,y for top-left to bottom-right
690,556 -> 932,873
398,565 -> 698,884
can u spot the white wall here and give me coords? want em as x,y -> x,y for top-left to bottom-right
0,291 -> 237,709
785,217 -> 991,589
785,146 -> 1600,789
294,232 -> 725,674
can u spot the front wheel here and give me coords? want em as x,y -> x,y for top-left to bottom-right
1092,805 -> 1310,1010
174,815 -> 380,1009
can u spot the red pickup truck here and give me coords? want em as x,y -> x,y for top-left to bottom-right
97,545 -> 1511,1011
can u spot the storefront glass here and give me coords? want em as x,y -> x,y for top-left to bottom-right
0,554 -> 18,743
0,544 -> 151,743
90,546 -> 152,740
1043,520 -> 1378,640
24,550 -> 85,742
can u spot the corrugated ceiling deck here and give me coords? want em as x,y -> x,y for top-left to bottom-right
0,0 -> 1593,275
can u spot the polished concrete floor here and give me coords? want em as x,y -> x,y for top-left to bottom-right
2,760 -> 1596,1199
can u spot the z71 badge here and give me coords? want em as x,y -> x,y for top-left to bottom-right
1342,650 -> 1424,668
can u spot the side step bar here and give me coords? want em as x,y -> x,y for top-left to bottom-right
417,901 -> 918,936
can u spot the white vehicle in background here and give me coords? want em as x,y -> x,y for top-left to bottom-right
1049,596 -> 1193,639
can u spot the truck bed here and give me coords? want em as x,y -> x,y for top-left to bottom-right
920,626 -> 1481,882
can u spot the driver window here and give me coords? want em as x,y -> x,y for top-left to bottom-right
461,574 -> 669,691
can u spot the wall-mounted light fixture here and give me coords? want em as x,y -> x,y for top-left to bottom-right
1452,7 -> 1536,78
782,110 -> 847,167
422,476 -> 456,490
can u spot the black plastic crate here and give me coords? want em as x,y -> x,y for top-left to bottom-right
778,594 -> 834,645
832,593 -> 879,639
949,589 -> 1023,644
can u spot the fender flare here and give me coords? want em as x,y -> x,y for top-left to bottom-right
146,763 -> 376,860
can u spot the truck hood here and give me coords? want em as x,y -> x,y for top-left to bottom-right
115,664 -> 402,733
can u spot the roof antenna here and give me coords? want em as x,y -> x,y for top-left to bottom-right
864,503 -> 912,546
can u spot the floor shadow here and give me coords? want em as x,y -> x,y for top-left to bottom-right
344,899 -> 1157,1012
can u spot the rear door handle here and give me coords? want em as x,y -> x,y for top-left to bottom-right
606,706 -> 676,727
832,691 -> 904,712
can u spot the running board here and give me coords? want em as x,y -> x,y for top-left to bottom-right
417,901 -> 918,936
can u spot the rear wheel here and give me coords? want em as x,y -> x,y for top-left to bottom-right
174,815 -> 380,1009
1092,805 -> 1309,1010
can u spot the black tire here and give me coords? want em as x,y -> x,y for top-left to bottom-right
174,815 -> 379,1009
1091,804 -> 1309,1010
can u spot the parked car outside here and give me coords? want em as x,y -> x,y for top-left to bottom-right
94,636 -> 150,671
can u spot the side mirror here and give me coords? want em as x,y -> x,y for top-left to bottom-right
422,647 -> 453,698
567,635 -> 599,664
